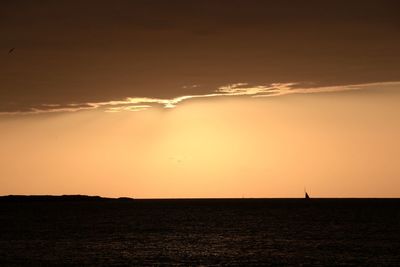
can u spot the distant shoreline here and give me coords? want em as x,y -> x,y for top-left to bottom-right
0,195 -> 134,202
0,195 -> 399,203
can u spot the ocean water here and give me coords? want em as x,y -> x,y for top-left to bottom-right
0,199 -> 399,266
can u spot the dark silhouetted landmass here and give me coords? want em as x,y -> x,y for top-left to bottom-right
0,195 -> 134,203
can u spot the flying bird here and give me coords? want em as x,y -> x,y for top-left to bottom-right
8,48 -> 15,54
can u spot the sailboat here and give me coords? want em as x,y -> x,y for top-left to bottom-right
304,188 -> 310,199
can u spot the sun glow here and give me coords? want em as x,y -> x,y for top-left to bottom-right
1,82 -> 400,197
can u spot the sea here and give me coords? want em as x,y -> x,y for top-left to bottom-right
0,198 -> 399,266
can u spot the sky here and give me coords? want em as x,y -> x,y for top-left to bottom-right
0,1 -> 399,197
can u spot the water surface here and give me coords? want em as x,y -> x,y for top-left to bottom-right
0,199 -> 399,266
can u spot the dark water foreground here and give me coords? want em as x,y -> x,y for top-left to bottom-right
0,198 -> 399,266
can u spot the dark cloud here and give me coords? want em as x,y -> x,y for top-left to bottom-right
0,0 -> 399,112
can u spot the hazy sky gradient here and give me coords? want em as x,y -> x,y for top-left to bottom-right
1,1 -> 400,197
1,83 -> 399,198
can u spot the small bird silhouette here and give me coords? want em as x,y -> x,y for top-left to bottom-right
8,48 -> 15,54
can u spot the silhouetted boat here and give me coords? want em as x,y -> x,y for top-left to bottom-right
305,191 -> 310,199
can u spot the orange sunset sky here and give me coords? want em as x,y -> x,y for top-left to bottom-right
1,1 -> 400,198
